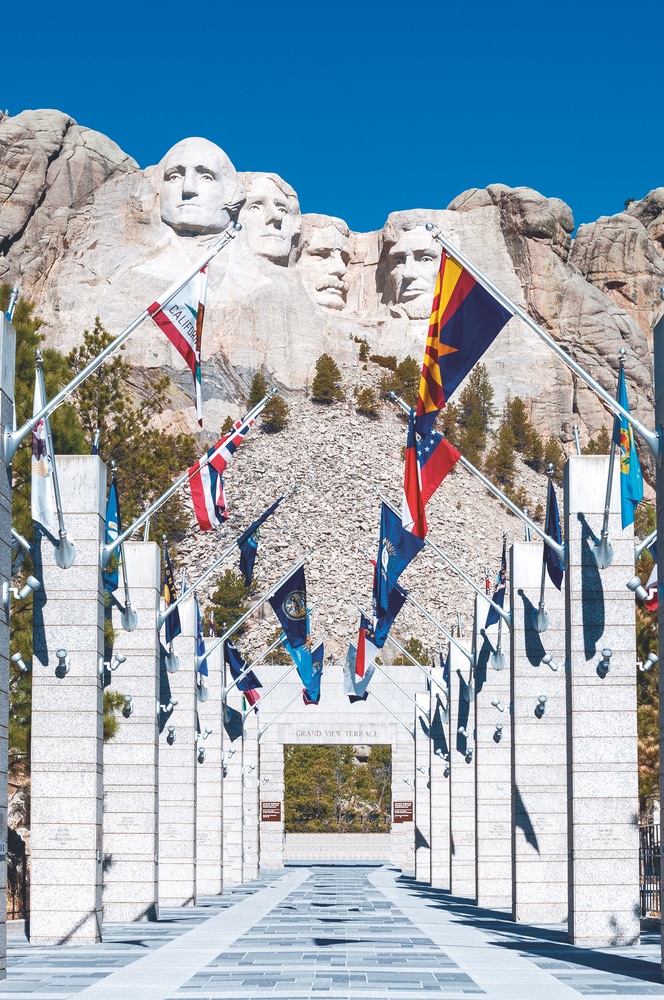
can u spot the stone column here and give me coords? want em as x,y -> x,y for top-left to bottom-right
158,599 -> 197,907
242,704 -> 260,881
102,541 -> 160,922
0,314 -> 15,974
565,455 -> 639,946
414,690 -> 431,883
195,643 -> 223,896
258,738 -> 284,871
510,540 -> 567,924
448,638 -> 476,899
390,723 -> 416,873
655,310 -> 664,971
474,592 -> 512,910
31,456 -> 105,945
221,680 -> 244,888
429,672 -> 450,890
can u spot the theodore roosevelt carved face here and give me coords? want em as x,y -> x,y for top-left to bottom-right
297,215 -> 350,311
240,174 -> 300,265
386,225 -> 441,319
160,137 -> 244,236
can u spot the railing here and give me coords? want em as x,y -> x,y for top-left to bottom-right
639,823 -> 660,917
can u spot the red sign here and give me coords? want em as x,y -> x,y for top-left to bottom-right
393,801 -> 414,823
261,801 -> 282,822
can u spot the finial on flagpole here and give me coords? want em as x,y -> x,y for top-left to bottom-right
6,286 -> 19,322
572,424 -> 581,455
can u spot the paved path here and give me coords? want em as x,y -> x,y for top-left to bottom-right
1,864 -> 662,999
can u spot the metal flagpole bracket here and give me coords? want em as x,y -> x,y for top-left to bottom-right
635,528 -> 657,563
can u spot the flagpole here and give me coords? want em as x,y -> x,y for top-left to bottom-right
534,465 -> 555,633
371,660 -> 423,714
156,485 -> 294,630
35,352 -> 77,570
111,462 -> 138,631
368,688 -> 415,738
388,393 -> 566,563
201,558 -> 305,666
11,528 -> 31,554
635,528 -> 657,561
101,389 -> 278,567
593,350 -> 625,570
5,286 -> 19,323
402,591 -> 475,664
375,489 -> 512,626
246,660 -> 305,722
4,223 -> 241,465
425,224 -> 662,462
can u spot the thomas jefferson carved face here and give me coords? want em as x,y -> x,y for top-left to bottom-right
297,224 -> 350,311
241,177 -> 298,264
160,138 -> 242,236
387,227 -> 441,319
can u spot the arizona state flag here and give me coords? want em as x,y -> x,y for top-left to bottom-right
416,252 -> 512,436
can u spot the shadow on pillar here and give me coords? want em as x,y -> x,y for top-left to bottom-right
31,531 -> 48,665
518,591 -> 546,665
514,784 -> 540,853
158,649 -> 174,733
456,672 -> 470,756
474,636 -> 491,695
223,706 -> 243,743
430,697 -> 449,759
578,513 -> 605,660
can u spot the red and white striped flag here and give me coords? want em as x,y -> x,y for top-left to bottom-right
148,266 -> 208,426
188,418 -> 255,531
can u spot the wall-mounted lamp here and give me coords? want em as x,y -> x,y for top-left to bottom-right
122,695 -> 133,719
535,694 -> 547,718
639,652 -> 659,672
433,747 -> 449,760
541,654 -> 559,672
403,776 -> 413,786
2,575 -> 41,617
597,647 -> 612,679
458,726 -> 468,739
627,575 -> 648,601
443,764 -> 450,778
493,722 -> 504,743
491,650 -> 506,671
166,724 -> 176,746
165,649 -> 179,673
197,678 -> 209,703
99,653 -> 126,677
11,652 -> 29,673
490,698 -> 505,712
465,748 -> 474,764
55,648 -> 70,678
261,777 -> 270,785
201,726 -> 212,739
197,747 -> 206,764
159,698 -> 178,714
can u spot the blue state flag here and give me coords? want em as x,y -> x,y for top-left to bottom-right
103,480 -> 120,593
303,640 -> 324,705
194,595 -> 208,677
269,565 -> 308,648
163,547 -> 182,645
614,367 -> 643,529
237,495 -> 285,586
225,640 -> 262,707
373,583 -> 407,649
375,504 -> 424,618
544,478 -> 564,590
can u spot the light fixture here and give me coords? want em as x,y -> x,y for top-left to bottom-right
458,726 -> 468,738
98,653 -> 127,677
490,649 -> 505,671
597,647 -> 613,678
443,764 -> 450,778
159,697 -> 178,714
261,777 -> 270,785
197,678 -> 209,703
122,695 -> 133,719
465,748 -> 474,764
197,747 -> 206,764
403,777 -> 413,785
55,648 -> 70,678
11,652 -> 29,673
202,726 -> 212,739
639,652 -> 659,672
541,654 -> 559,672
535,694 -> 547,718
434,747 -> 449,759
493,722 -> 504,743
627,575 -> 648,601
491,698 -> 505,712
166,725 -> 176,746
165,649 -> 179,673
2,574 -> 41,616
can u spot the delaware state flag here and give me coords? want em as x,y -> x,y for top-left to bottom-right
148,266 -> 208,426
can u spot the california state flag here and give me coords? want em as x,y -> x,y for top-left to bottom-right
147,266 -> 208,426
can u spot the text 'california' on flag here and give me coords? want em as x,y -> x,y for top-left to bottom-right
148,266 -> 208,427
188,417 -> 255,531
416,251 -> 512,436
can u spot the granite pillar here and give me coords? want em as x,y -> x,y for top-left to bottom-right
195,643 -> 223,896
510,540 -> 567,924
221,680 -> 244,888
414,690 -> 431,883
258,739 -> 285,871
242,704 -> 260,881
102,541 -> 160,922
429,671 -> 450,890
565,455 -> 639,946
31,456 -> 105,945
448,638 -> 476,899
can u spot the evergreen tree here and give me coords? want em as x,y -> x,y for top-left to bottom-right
261,394 -> 289,432
220,414 -> 234,434
485,419 -> 517,488
358,339 -> 369,362
583,424 -> 612,455
311,353 -> 344,404
544,437 -> 566,482
395,356 -> 420,408
440,401 -> 461,449
247,371 -> 268,409
356,387 -> 378,418
393,636 -> 428,666
205,568 -> 252,637
456,364 -> 495,466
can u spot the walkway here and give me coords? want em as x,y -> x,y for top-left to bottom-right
1,864 -> 662,999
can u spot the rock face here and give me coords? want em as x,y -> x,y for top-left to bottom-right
0,108 -> 662,450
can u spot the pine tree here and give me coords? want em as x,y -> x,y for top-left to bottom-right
356,387 -> 378,418
583,424 -> 612,455
205,569 -> 252,637
396,356 -> 420,408
456,364 -> 495,466
247,371 -> 268,409
485,419 -> 517,488
311,353 -> 344,404
544,437 -> 566,482
261,394 -> 289,432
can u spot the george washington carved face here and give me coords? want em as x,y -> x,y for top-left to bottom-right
160,138 -> 244,236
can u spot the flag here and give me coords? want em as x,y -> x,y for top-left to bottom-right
375,503 -> 424,617
441,647 -> 450,689
269,565 -> 308,649
415,251 -> 512,436
225,640 -> 261,706
162,546 -> 182,644
31,371 -> 58,536
303,640 -> 324,705
373,583 -> 408,649
403,410 -> 427,538
343,642 -> 375,701
645,541 -> 658,611
103,480 -> 120,592
614,367 -> 643,529
188,418 -> 255,530
417,427 -> 460,504
356,613 -> 380,678
237,495 -> 285,585
544,479 -> 564,590
148,266 -> 208,426
485,537 -> 507,627
484,566 -> 491,595
194,595 -> 208,678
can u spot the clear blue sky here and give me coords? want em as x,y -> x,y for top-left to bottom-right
4,0 -> 661,234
